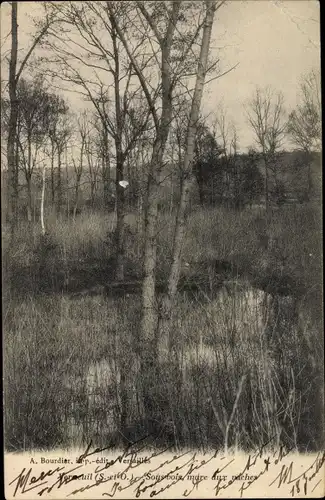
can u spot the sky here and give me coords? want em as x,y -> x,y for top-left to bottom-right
0,0 -> 321,152
203,0 -> 321,149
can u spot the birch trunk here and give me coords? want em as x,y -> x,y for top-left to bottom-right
141,92 -> 175,356
139,134 -> 170,429
26,135 -> 33,222
50,139 -> 55,205
158,0 -> 217,361
41,166 -> 46,235
141,142 -> 163,344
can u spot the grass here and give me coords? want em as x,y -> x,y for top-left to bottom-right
3,203 -> 323,452
4,287 -> 323,452
3,203 -> 321,295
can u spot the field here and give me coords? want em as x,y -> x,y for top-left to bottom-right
3,202 -> 323,453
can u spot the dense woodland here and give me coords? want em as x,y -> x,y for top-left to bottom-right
2,1 -> 323,454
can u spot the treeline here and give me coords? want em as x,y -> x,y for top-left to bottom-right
1,75 -> 116,219
1,75 -> 321,222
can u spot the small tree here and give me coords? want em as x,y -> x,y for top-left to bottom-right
241,149 -> 264,208
6,2 -> 57,230
246,87 -> 286,221
212,109 -> 240,208
193,122 -> 223,205
287,69 -> 321,199
15,77 -> 54,221
46,93 -> 70,207
40,1 -> 153,280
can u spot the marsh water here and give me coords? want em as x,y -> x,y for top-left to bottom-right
61,279 -> 310,449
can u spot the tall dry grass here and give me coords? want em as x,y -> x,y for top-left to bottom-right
3,285 -> 323,452
3,203 -> 323,452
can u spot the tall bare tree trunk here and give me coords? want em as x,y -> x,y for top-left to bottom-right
109,0 -> 181,430
158,0 -> 217,361
109,22 -> 126,282
40,166 -> 46,235
114,91 -> 126,278
141,141 -> 165,344
50,139 -> 55,205
7,2 -> 18,232
26,137 -> 32,223
141,77 -> 175,355
139,7 -> 181,430
110,1 -> 181,348
139,134 -> 171,430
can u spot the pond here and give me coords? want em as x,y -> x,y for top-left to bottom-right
60,278 -> 316,451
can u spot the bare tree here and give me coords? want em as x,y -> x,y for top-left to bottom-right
157,0 -> 218,360
246,87 -> 286,220
14,77 -> 54,221
46,94 -> 69,207
39,1 -> 153,280
40,165 -> 46,235
6,2 -> 57,230
109,1 -> 206,431
52,117 -> 71,214
108,0 -> 183,353
287,69 -> 321,198
110,0 -> 226,358
212,106 -> 239,207
6,2 -> 18,228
